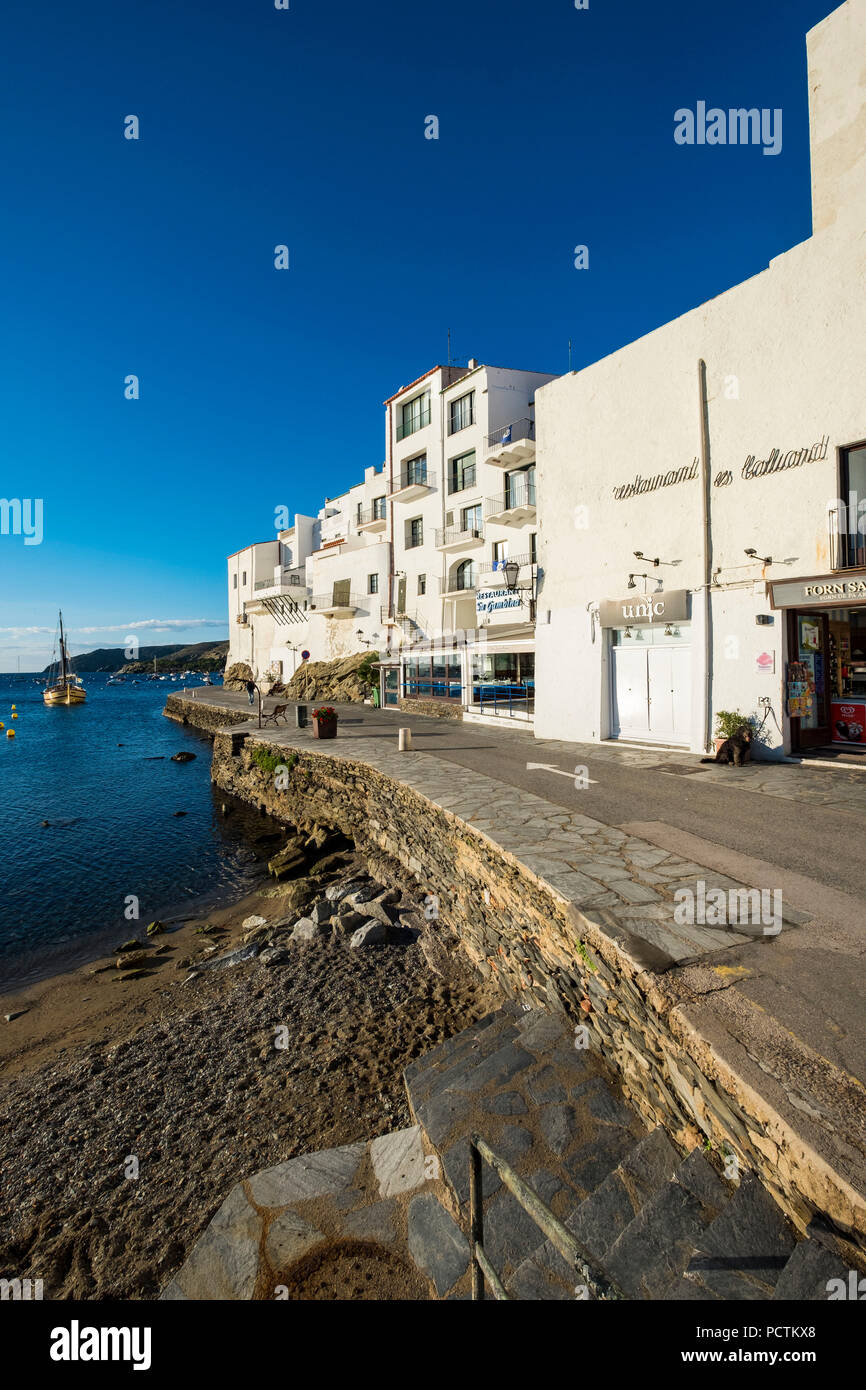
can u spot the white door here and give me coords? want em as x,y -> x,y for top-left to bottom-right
647,646 -> 691,743
611,647 -> 649,738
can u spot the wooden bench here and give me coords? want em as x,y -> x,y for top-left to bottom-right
262,703 -> 289,727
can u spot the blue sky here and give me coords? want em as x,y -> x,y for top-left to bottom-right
0,0 -> 836,669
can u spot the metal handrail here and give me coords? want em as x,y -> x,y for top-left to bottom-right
389,468 -> 436,495
308,592 -> 365,611
469,1134 -> 623,1302
435,525 -> 484,548
485,484 -> 536,516
396,404 -> 431,441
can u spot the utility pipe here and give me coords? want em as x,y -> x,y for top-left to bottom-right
697,359 -> 713,753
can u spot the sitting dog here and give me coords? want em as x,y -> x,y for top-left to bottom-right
701,725 -> 753,766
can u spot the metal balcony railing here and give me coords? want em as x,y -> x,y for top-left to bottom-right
355,504 -> 387,527
308,592 -> 365,612
395,403 -> 431,441
485,418 -> 534,452
480,552 -> 534,576
829,504 -> 866,570
254,568 -> 308,593
439,573 -> 478,595
389,467 -> 435,495
484,482 -> 536,516
435,525 -> 484,548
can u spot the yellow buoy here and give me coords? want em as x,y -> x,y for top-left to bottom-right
6,730 -> 14,738
11,704 -> 16,710
12,713 -> 18,720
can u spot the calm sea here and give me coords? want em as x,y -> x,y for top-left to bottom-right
0,673 -> 277,989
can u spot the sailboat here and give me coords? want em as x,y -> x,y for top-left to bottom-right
44,611 -> 87,705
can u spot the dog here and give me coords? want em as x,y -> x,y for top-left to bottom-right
701,725 -> 753,766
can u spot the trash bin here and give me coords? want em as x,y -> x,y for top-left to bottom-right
371,686 -> 380,708
296,704 -> 308,728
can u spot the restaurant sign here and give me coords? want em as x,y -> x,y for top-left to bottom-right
771,576 -> 866,608
599,589 -> 689,628
475,587 -> 524,619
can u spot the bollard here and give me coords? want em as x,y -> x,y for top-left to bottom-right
296,704 -> 308,729
398,727 -> 413,751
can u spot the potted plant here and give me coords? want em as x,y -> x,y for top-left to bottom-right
712,710 -> 754,753
311,705 -> 338,739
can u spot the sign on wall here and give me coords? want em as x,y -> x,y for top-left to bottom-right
475,588 -> 524,620
598,589 -> 689,628
771,577 -> 866,608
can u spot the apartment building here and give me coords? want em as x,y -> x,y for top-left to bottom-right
227,360 -> 557,718
384,360 -> 556,721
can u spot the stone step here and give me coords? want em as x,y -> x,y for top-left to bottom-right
674,1171 -> 799,1300
771,1238 -> 856,1300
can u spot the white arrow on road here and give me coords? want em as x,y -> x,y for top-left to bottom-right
526,762 -> 598,785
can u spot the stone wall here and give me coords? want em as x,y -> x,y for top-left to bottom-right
207,729 -> 866,1255
164,694 -> 252,735
398,698 -> 463,721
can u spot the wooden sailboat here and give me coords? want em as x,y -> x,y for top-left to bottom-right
44,611 -> 87,705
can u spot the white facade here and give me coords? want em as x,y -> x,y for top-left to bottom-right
533,0 -> 866,758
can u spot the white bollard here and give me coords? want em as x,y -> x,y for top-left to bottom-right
398,727 -> 413,752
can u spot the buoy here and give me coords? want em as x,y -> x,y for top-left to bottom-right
11,713 -> 18,720
0,722 -> 4,729
11,705 -> 16,710
6,730 -> 14,739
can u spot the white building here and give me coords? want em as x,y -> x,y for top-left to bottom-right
533,0 -> 866,759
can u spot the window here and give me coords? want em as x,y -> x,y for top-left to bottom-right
402,650 -> 462,700
373,495 -> 386,520
492,540 -> 509,570
368,573 -> 379,594
449,390 -> 475,435
398,391 -> 431,441
505,465 -> 536,509
404,454 -> 428,487
529,532 -> 537,565
356,502 -> 363,524
406,517 -> 423,549
462,503 -> 482,534
455,559 -> 476,591
448,449 -> 476,494
418,574 -> 427,595
837,442 -> 866,568
233,574 -> 238,589
241,571 -> 247,586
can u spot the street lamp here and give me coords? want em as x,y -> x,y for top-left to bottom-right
503,559 -> 521,591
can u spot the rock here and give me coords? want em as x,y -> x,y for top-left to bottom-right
370,1126 -> 427,1198
242,915 -> 267,932
162,1184 -> 262,1299
116,951 -> 150,970
4,1010 -> 28,1022
243,924 -> 271,944
146,920 -> 166,937
268,839 -> 308,881
358,897 -> 397,930
291,918 -> 324,943
171,751 -> 197,763
349,921 -> 389,948
346,883 -> 382,909
115,939 -> 144,953
223,661 -> 254,693
119,968 -> 148,980
194,943 -> 260,971
309,900 -> 332,926
173,811 -> 187,818
325,878 -> 366,904
258,947 -> 291,968
333,910 -> 367,933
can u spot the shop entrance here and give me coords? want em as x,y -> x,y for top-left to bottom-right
610,625 -> 691,745
788,607 -> 866,748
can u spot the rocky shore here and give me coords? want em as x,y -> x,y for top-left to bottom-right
0,830 -> 498,1299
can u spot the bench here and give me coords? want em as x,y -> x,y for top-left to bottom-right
262,703 -> 289,727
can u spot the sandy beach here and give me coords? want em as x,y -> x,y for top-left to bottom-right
0,851 -> 498,1299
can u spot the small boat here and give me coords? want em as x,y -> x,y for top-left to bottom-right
44,612 -> 87,706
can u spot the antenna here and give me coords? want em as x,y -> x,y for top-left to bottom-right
447,327 -> 452,366
568,339 -> 573,372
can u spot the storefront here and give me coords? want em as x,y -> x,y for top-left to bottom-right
772,576 -> 866,749
466,627 -> 535,721
600,590 -> 692,746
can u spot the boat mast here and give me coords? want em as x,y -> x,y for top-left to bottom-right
59,611 -> 68,685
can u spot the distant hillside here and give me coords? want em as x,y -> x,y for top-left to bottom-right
42,640 -> 229,674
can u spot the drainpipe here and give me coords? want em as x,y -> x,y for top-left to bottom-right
697,359 -> 713,753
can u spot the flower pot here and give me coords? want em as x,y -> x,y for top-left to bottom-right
312,717 -> 337,740
714,737 -> 726,753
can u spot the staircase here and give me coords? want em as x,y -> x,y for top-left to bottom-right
404,1005 -> 856,1300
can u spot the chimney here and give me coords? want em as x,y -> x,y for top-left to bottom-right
468,357 -> 478,369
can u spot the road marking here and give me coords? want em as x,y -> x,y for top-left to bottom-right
526,762 -> 598,785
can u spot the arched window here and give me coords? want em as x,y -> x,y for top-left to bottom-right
455,559 -> 476,591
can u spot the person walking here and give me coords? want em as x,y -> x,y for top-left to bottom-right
245,678 -> 256,707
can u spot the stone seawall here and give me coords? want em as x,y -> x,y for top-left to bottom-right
203,724 -> 866,1257
164,693 -> 253,734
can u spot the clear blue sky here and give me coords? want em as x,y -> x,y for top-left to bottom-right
0,0 -> 836,669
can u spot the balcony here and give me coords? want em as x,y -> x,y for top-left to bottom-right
308,591 -> 364,617
439,573 -> 478,600
486,418 -> 536,467
480,552 -> 535,578
484,482 -> 536,527
253,568 -> 310,597
389,467 -> 435,501
356,504 -> 388,534
435,524 -> 485,554
395,403 -> 431,442
830,505 -> 866,570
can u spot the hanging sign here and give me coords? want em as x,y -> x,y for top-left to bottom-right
598,590 -> 689,628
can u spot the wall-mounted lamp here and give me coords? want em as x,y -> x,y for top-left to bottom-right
634,551 -> 660,567
627,573 -> 650,590
744,548 -> 773,564
623,626 -> 633,639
